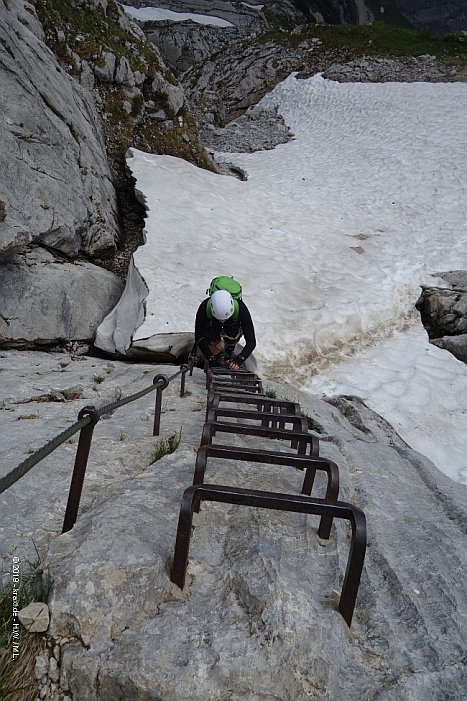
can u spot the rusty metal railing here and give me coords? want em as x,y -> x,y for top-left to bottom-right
170,484 -> 366,626
62,364 -> 189,533
0,363 -> 190,535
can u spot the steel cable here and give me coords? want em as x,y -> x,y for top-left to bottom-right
0,375 -> 173,495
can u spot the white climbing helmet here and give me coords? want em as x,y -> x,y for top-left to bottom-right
210,289 -> 234,321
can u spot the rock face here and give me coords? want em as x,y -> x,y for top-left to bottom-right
0,0 -> 215,352
0,0 -> 120,262
139,0 -> 268,73
45,383 -> 466,700
2,351 -> 466,699
146,21 -> 238,73
323,54 -> 463,82
0,0 -> 123,348
185,39 -> 309,124
416,271 -> 467,364
392,0 -> 467,34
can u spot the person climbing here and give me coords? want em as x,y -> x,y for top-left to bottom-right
195,287 -> 256,370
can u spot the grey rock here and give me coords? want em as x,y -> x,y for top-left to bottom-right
48,656 -> 60,683
18,602 -> 50,632
322,55 -> 461,83
44,386 -> 467,700
201,105 -> 293,154
431,334 -> 467,364
34,653 -> 50,680
2,350 -> 466,699
416,271 -> 467,344
79,60 -> 95,89
437,270 -> 467,290
0,1 -> 120,262
115,56 -> 135,87
146,22 -> 238,73
0,251 -> 124,346
133,70 -> 146,86
128,332 -> 195,361
148,109 -> 168,121
184,39 -> 307,124
93,51 -> 116,83
391,0 -> 467,35
152,73 -> 185,114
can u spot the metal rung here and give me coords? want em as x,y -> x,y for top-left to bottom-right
206,407 -> 309,434
200,420 -> 319,458
169,484 -> 366,627
210,382 -> 264,395
210,368 -> 259,378
207,391 -> 301,418
194,444 -> 338,538
206,367 -> 259,390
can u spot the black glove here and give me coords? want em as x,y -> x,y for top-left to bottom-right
208,356 -> 221,368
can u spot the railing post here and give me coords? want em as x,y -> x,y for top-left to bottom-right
62,406 -> 100,534
188,354 -> 195,376
180,364 -> 189,398
153,374 -> 169,436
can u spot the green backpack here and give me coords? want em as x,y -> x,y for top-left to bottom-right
206,276 -> 242,320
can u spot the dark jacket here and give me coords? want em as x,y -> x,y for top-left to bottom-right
195,298 -> 256,362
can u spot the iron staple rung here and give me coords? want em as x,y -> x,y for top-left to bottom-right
210,369 -> 259,378
210,378 -> 262,386
194,443 -> 338,538
200,421 -> 319,457
206,407 -> 308,431
207,391 -> 301,414
201,443 -> 328,468
210,384 -> 264,394
170,484 -> 366,626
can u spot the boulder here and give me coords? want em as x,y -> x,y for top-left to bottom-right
93,51 -> 117,83
128,332 -> 195,361
0,248 -> 124,346
152,74 -> 186,115
431,334 -> 467,364
416,271 -> 467,365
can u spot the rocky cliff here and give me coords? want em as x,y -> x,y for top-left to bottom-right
0,0 -> 213,351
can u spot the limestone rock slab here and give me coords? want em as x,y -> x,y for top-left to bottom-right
45,386 -> 467,700
0,0 -> 119,262
0,252 -> 124,346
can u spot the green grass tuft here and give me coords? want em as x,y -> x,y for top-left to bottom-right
261,21 -> 467,64
0,549 -> 52,700
151,430 -> 182,463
